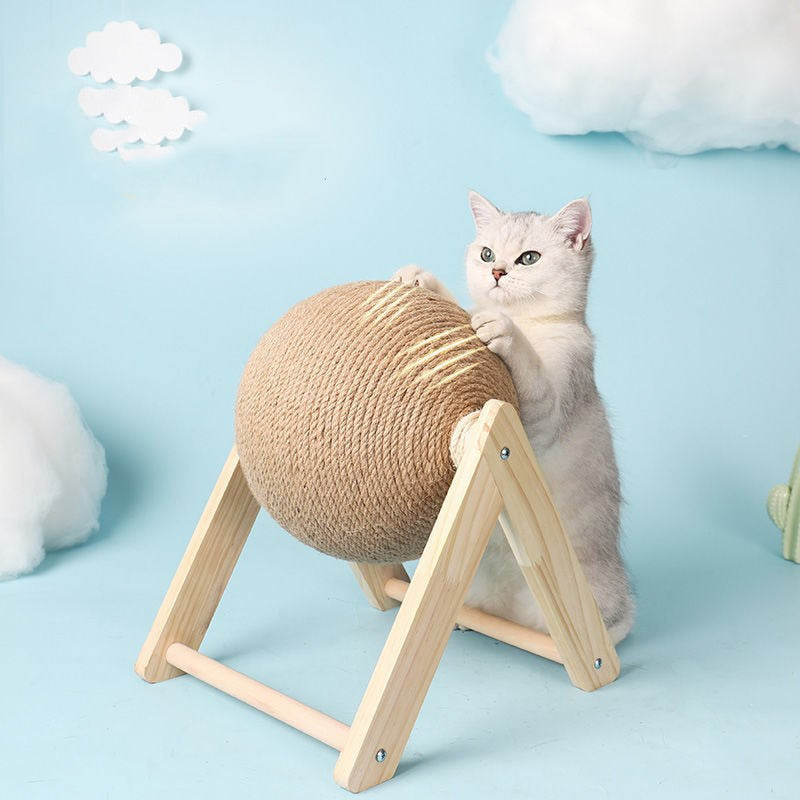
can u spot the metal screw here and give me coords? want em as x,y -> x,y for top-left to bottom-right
500,447 -> 510,460
594,658 -> 602,670
375,748 -> 387,763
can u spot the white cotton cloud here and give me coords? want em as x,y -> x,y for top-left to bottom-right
0,357 -> 107,580
490,0 -> 800,155
78,86 -> 206,156
68,20 -> 182,84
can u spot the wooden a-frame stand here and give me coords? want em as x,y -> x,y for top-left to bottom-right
135,400 -> 620,793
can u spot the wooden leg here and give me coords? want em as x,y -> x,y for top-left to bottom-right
481,402 -> 620,691
334,403 -> 505,793
136,401 -> 620,792
349,562 -> 410,611
135,446 -> 260,683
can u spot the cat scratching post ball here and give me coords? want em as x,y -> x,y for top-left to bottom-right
235,280 -> 518,562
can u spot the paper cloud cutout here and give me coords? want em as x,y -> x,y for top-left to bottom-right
69,21 -> 205,162
79,86 -> 206,153
490,0 -> 800,155
68,20 -> 182,84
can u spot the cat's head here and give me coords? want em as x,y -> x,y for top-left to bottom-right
465,192 -> 594,315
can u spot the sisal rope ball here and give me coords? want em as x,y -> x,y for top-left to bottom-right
235,281 -> 518,563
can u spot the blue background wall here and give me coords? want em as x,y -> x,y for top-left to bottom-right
2,2 -> 799,798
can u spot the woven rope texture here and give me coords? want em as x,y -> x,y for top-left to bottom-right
235,281 -> 518,562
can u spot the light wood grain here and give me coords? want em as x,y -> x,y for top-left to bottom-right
479,400 -> 620,691
166,643 -> 350,751
137,402 -> 620,792
334,401 -> 505,793
135,446 -> 261,683
349,562 -> 410,611
383,577 -> 562,663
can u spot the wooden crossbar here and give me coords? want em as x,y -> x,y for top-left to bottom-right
165,643 -> 350,751
383,578 -> 562,664
162,580 -> 562,760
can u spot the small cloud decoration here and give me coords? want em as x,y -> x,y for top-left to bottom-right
489,0 -> 800,155
68,21 -> 206,161
0,356 -> 107,580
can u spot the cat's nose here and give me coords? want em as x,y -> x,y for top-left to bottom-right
492,268 -> 507,282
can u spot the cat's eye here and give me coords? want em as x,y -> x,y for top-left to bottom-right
480,247 -> 495,262
516,250 -> 541,266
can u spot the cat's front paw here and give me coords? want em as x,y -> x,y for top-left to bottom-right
471,309 -> 514,359
392,264 -> 441,293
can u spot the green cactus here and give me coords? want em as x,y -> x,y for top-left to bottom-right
767,445 -> 800,563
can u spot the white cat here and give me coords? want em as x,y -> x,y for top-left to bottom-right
393,192 -> 634,644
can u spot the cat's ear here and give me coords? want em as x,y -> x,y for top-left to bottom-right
469,191 -> 501,230
552,198 -> 592,251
